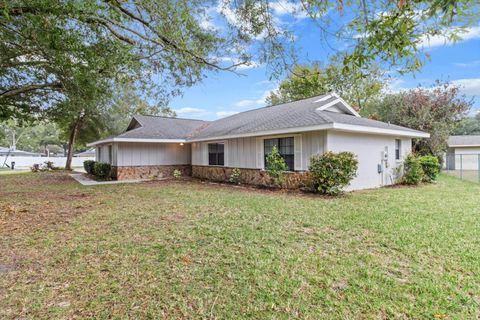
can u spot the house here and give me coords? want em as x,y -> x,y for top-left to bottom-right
88,94 -> 429,190
0,147 -> 41,157
74,148 -> 96,157
445,135 -> 480,170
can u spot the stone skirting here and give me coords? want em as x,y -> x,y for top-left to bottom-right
191,165 -> 312,189
112,165 -> 191,180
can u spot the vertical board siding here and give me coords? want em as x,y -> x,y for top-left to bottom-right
190,133 -> 326,170
301,131 -> 325,170
116,142 -> 191,166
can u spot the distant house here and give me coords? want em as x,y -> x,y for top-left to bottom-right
0,147 -> 41,157
88,94 -> 429,191
446,135 -> 480,170
75,148 -> 96,157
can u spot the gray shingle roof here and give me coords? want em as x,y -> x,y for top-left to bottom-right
448,135 -> 480,147
117,115 -> 209,140
190,95 -> 425,139
105,95 -> 426,143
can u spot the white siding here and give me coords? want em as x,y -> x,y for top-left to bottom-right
326,131 -> 412,190
116,142 -> 190,166
228,137 -> 257,168
191,132 -> 326,170
96,143 -> 115,165
301,131 -> 325,170
453,147 -> 480,170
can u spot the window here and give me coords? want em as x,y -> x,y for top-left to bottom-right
97,147 -> 101,162
264,137 -> 294,171
395,139 -> 401,160
208,143 -> 224,166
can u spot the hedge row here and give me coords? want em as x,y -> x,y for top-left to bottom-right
83,160 -> 112,180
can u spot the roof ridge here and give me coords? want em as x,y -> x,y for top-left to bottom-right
135,114 -> 209,122
204,94 -> 330,124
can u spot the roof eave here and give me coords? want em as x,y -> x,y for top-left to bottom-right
448,144 -> 480,148
332,123 -> 430,138
87,137 -> 187,147
188,123 -> 430,142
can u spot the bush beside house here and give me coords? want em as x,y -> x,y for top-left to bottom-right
84,160 -> 112,180
403,153 -> 440,185
419,155 -> 440,182
309,152 -> 358,195
265,146 -> 289,187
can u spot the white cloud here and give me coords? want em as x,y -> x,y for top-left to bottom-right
419,25 -> 480,48
451,78 -> 480,96
233,89 -> 273,108
174,107 -> 209,115
216,111 -> 239,118
218,57 -> 262,70
270,0 -> 308,19
455,60 -> 480,68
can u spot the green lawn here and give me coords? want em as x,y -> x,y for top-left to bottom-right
1,172 -> 479,319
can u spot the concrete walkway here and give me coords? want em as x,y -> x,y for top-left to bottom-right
69,173 -> 147,186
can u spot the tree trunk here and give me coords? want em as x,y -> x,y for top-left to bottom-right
65,117 -> 82,170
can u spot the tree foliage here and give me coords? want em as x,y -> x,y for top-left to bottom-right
453,113 -> 480,135
267,58 -> 385,109
366,82 -> 472,155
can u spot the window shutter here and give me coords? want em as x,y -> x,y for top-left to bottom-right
256,137 -> 263,169
294,135 -> 302,171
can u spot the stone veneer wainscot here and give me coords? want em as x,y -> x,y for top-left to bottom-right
191,165 -> 312,189
112,165 -> 191,180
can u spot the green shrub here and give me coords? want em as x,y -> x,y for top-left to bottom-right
403,154 -> 423,185
419,155 -> 440,182
93,162 -> 111,180
308,151 -> 358,195
265,146 -> 289,186
229,168 -> 241,184
84,160 -> 96,174
173,169 -> 182,179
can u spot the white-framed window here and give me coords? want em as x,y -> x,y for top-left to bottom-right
264,137 -> 295,171
395,139 -> 401,160
208,143 -> 224,166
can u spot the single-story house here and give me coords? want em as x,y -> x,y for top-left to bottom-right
0,147 -> 41,157
88,94 -> 429,190
445,135 -> 480,170
74,148 -> 96,157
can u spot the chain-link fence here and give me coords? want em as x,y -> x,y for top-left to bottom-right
444,153 -> 480,183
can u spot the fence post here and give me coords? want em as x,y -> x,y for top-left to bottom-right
460,154 -> 463,180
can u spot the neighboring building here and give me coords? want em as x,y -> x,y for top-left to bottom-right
75,148 -> 96,157
446,135 -> 480,170
0,147 -> 41,157
88,94 -> 429,191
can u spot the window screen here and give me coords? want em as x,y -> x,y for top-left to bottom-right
208,143 -> 224,166
264,137 -> 294,171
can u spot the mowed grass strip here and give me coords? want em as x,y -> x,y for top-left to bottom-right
0,172 -> 479,319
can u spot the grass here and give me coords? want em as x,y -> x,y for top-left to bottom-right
1,172 -> 479,319
444,169 -> 480,184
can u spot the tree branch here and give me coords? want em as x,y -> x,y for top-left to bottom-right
0,82 -> 62,99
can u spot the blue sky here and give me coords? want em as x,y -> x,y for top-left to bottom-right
169,6 -> 480,121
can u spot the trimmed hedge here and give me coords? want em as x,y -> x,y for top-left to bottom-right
93,162 -> 112,179
309,151 -> 358,195
403,154 -> 423,185
419,155 -> 440,182
83,160 -> 95,175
